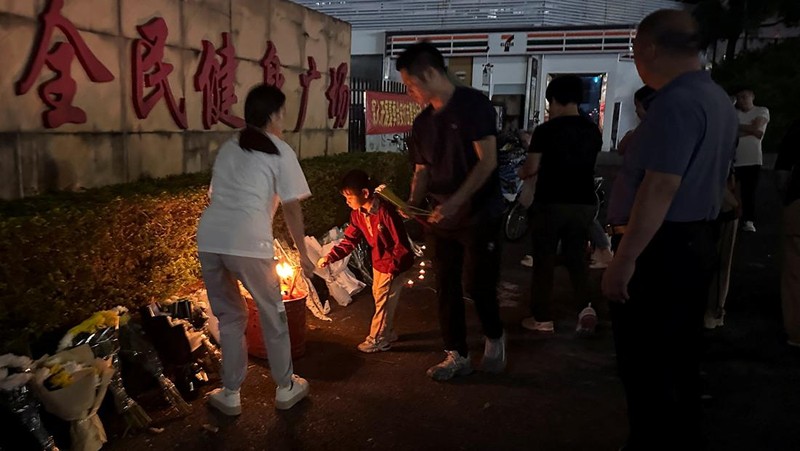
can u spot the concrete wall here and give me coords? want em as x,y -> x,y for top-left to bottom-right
0,0 -> 351,199
538,54 -> 642,151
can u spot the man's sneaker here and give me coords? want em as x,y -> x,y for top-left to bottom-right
521,317 -> 554,333
481,333 -> 507,373
207,387 -> 241,416
520,255 -> 533,267
576,304 -> 598,336
703,314 -> 724,330
742,221 -> 756,232
275,374 -> 309,410
384,331 -> 399,343
357,336 -> 391,353
426,350 -> 473,381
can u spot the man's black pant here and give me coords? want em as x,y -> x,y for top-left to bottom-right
736,164 -> 761,223
529,203 -> 595,321
610,221 -> 716,450
427,218 -> 504,357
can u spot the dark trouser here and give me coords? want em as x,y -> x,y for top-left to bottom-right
427,218 -> 504,357
530,203 -> 596,321
736,164 -> 761,222
610,221 -> 716,450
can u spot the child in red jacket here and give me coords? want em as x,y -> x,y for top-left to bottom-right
318,170 -> 414,353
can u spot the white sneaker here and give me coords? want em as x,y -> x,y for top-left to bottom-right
481,333 -> 507,373
742,221 -> 756,232
207,387 -> 241,416
275,374 -> 309,410
576,304 -> 598,336
521,317 -> 554,333
520,255 -> 534,267
426,350 -> 473,381
703,314 -> 724,330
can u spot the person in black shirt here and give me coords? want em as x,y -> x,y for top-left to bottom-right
517,75 -> 602,334
776,119 -> 800,347
397,42 -> 506,381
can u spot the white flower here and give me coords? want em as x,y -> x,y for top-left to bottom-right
0,373 -> 32,391
0,354 -> 33,370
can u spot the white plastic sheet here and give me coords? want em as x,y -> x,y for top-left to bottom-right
304,235 -> 366,307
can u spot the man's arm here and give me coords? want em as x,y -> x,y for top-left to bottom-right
601,170 -> 681,301
517,153 -> 540,208
408,164 -> 430,208
430,136 -> 497,223
739,116 -> 768,139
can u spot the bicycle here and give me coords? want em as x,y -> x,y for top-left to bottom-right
389,134 -> 408,154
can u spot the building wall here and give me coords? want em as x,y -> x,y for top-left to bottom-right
0,0 -> 351,199
538,53 -> 642,151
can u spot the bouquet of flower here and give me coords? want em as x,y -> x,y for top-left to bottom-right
57,307 -> 152,432
31,345 -> 114,451
140,299 -> 220,401
0,354 -> 58,450
118,319 -> 192,416
159,298 -> 222,376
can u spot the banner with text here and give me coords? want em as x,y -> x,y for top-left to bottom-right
365,91 -> 422,135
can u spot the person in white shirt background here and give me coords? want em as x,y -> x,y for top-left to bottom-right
733,87 -> 770,233
196,84 -> 316,415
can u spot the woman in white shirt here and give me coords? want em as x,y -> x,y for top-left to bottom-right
197,84 -> 315,414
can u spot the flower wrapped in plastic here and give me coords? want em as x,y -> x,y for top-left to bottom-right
118,319 -> 192,416
57,307 -> 152,432
31,345 -> 114,451
0,354 -> 58,451
139,299 -> 220,402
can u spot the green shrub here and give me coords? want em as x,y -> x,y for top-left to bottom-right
0,152 -> 411,352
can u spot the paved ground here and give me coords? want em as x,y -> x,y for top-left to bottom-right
99,171 -> 799,451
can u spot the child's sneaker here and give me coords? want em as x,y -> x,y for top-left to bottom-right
576,303 -> 598,336
426,350 -> 473,381
357,336 -> 391,353
275,375 -> 309,410
207,387 -> 241,416
481,333 -> 507,373
521,317 -> 554,333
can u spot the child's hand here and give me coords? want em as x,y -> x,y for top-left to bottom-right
317,256 -> 330,268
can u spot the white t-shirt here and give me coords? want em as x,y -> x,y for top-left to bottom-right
197,134 -> 311,259
734,106 -> 770,167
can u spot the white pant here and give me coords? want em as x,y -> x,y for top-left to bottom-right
199,253 -> 293,389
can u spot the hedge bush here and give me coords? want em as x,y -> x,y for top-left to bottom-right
0,152 -> 411,352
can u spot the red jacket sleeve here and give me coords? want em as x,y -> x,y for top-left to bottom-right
383,206 -> 414,275
327,211 -> 363,264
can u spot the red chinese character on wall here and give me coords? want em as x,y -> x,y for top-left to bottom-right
131,18 -> 187,129
194,32 -> 244,129
294,56 -> 321,132
260,41 -> 285,89
15,0 -> 114,128
325,63 -> 350,129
